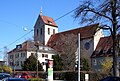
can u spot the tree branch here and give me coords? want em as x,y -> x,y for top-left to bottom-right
85,9 -> 113,22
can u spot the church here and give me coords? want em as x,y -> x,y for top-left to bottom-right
8,12 -> 104,71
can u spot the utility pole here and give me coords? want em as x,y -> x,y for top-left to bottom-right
34,41 -> 39,78
78,33 -> 80,81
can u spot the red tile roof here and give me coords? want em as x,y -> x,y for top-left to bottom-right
47,23 -> 100,52
40,15 -> 58,27
91,36 -> 113,58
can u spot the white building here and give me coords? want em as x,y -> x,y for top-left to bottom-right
8,41 -> 57,71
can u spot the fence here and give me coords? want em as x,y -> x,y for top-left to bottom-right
15,70 -> 109,81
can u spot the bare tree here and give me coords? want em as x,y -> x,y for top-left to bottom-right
74,0 -> 120,76
58,34 -> 78,70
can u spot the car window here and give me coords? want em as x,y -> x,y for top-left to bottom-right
0,74 -> 10,80
103,78 -> 110,81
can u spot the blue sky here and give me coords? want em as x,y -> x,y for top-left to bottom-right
0,0 -> 80,59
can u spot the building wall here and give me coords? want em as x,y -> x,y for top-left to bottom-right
76,29 -> 104,67
8,50 -> 55,71
94,28 -> 104,50
44,25 -> 58,45
92,56 -> 120,72
91,57 -> 105,72
34,15 -> 44,43
34,15 -> 58,45
8,51 -> 27,70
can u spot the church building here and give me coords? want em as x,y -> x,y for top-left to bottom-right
8,10 -> 105,71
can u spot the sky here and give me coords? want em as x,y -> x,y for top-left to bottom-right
0,0 -> 81,59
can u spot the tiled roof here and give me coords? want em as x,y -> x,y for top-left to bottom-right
40,15 -> 58,27
7,41 -> 34,54
47,23 -> 100,52
91,36 -> 113,58
8,40 -> 57,54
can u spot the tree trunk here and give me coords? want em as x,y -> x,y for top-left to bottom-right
112,0 -> 119,76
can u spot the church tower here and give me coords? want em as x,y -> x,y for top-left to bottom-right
34,11 -> 58,45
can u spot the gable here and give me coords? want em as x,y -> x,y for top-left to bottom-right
91,36 -> 113,58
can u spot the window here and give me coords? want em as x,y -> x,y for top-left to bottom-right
53,29 -> 55,34
48,20 -> 52,24
48,28 -> 50,34
15,53 -> 19,58
42,54 -> 44,58
21,61 -> 24,65
16,44 -> 22,49
42,62 -> 46,65
93,59 -> 97,65
16,61 -> 19,66
84,42 -> 90,50
111,48 -> 113,53
103,50 -> 106,54
37,29 -> 39,36
10,55 -> 13,59
10,62 -> 14,66
40,28 -> 42,35
21,53 -> 25,57
42,54 -> 48,58
45,54 -> 48,58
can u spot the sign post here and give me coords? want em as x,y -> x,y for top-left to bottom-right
47,59 -> 53,81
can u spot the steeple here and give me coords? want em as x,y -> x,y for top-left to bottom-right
40,7 -> 42,15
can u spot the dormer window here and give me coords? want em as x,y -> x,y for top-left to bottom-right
16,44 -> 22,49
103,50 -> 106,54
48,20 -> 52,24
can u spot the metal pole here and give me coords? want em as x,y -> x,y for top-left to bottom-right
78,33 -> 80,81
35,41 -> 39,78
36,45 -> 39,78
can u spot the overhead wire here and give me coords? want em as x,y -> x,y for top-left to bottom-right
0,7 -> 77,50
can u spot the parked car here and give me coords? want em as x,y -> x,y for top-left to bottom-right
21,72 -> 32,79
100,76 -> 120,81
14,73 -> 21,78
3,78 -> 28,81
0,73 -> 11,81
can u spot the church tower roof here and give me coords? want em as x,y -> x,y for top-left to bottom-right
40,15 -> 58,27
